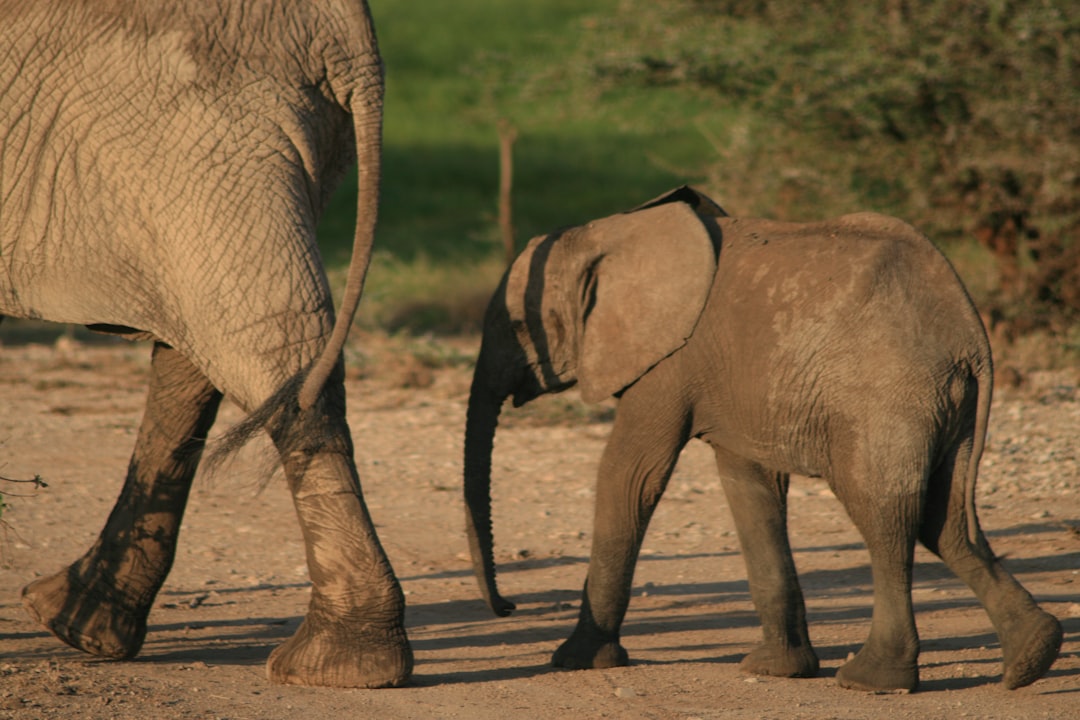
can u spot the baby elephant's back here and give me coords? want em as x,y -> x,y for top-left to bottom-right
705,212 -> 988,370
684,213 -> 989,472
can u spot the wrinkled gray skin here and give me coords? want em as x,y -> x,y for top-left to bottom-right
0,0 -> 412,688
464,187 -> 1062,692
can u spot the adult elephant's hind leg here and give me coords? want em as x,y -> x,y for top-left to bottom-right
714,452 -> 818,678
264,375 -> 412,688
23,342 -> 221,658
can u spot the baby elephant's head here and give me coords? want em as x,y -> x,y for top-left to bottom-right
462,186 -> 723,617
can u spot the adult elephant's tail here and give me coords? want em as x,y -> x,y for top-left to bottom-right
205,16 -> 385,465
298,51 -> 385,411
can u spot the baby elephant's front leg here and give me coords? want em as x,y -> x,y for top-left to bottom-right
552,388 -> 688,669
714,453 -> 818,678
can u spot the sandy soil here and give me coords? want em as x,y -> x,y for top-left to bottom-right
0,333 -> 1077,719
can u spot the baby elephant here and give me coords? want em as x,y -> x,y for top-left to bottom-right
462,186 -> 1061,692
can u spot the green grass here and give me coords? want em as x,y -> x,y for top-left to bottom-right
318,0 -> 1077,341
317,0 -> 741,330
321,0 -> 630,266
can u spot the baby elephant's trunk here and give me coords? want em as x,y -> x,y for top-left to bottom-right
463,357 -> 516,617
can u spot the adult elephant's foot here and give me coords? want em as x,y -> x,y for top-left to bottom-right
22,569 -> 147,660
740,641 -> 819,678
1000,610 -> 1062,689
551,627 -> 629,669
835,645 -> 918,693
267,616 -> 413,688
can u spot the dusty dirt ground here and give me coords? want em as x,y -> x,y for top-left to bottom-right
0,330 -> 1077,719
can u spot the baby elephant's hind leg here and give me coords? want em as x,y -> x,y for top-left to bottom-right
23,342 -> 222,658
919,439 -> 1062,689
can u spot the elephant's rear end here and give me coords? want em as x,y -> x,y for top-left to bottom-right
913,332 -> 1061,690
701,212 -> 1059,689
698,212 -> 994,481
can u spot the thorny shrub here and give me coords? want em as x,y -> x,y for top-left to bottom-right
582,0 -> 1078,340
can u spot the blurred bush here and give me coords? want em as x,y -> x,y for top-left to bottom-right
575,0 -> 1078,337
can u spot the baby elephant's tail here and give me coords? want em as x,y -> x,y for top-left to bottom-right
963,358 -> 993,546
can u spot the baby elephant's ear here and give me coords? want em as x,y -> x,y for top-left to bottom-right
631,185 -> 730,218
577,202 -> 718,403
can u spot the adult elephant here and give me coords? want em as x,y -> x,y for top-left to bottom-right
463,187 -> 1062,692
0,0 -> 411,688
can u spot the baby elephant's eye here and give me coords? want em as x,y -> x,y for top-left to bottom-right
546,310 -> 566,346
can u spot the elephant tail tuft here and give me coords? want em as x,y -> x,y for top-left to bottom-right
202,370 -> 307,480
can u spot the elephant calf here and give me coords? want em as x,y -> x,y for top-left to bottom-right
463,186 -> 1062,693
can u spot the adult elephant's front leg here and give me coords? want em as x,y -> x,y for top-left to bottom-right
265,386 -> 412,688
23,342 -> 222,659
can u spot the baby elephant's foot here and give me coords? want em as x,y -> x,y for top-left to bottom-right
552,627 -> 629,670
22,570 -> 147,659
740,641 -> 819,678
836,645 -> 918,693
1000,610 -> 1062,689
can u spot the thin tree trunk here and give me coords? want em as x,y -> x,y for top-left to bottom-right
498,119 -> 517,268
